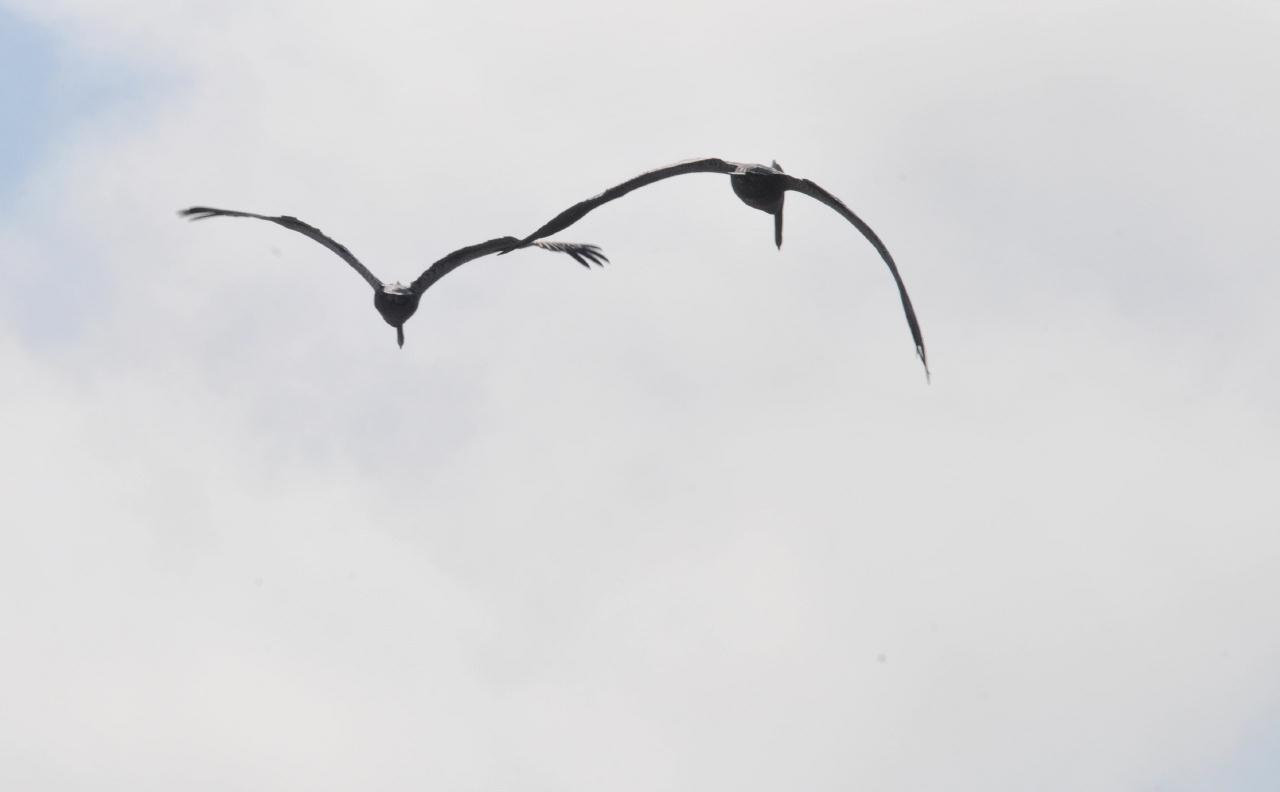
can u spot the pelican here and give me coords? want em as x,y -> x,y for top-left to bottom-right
179,207 -> 607,347
509,158 -> 929,378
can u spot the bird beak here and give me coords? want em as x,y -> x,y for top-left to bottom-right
774,209 -> 784,249
396,326 -> 405,348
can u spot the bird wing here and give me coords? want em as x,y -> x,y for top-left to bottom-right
179,206 -> 384,291
516,157 -> 744,244
780,176 -> 929,378
411,236 -> 609,294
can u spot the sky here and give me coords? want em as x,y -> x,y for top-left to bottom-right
1,1 -> 1278,790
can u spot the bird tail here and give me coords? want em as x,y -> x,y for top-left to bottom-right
396,326 -> 405,348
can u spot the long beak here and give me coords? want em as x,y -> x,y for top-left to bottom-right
774,209 -> 784,249
396,326 -> 405,348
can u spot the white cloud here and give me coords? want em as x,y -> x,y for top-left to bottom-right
1,0 -> 1278,789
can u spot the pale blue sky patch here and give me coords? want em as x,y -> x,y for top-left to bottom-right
1159,707 -> 1280,792
0,10 -> 160,346
0,10 -> 60,200
0,9 -> 146,207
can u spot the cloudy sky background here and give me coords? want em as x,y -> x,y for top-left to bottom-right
1,0 -> 1278,789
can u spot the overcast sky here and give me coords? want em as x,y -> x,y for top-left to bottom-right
1,1 -> 1278,790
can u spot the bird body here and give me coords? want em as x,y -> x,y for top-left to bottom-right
371,283 -> 421,347
515,157 -> 929,378
728,161 -> 786,213
180,207 -> 607,347
728,161 -> 788,247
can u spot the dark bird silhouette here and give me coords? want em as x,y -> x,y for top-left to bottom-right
511,158 -> 928,378
179,207 -> 607,347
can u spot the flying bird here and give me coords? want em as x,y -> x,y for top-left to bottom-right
179,206 -> 607,347
510,158 -> 929,378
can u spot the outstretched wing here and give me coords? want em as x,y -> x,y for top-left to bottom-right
411,236 -> 609,294
516,157 -> 743,245
179,206 -> 383,291
780,176 -> 929,378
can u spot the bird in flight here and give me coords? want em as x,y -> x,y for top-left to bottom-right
179,207 -> 607,347
512,157 -> 929,378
